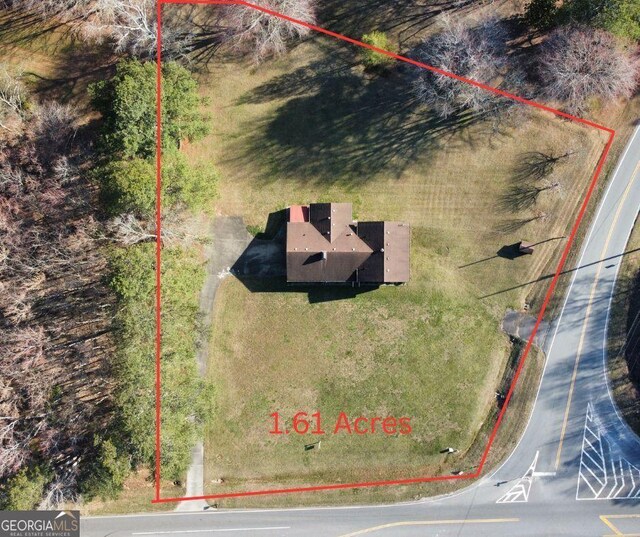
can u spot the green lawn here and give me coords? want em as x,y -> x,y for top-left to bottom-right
206,245 -> 506,489
194,31 -> 609,501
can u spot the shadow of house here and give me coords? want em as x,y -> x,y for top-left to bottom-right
230,211 -> 287,279
231,237 -> 286,279
253,209 -> 287,241
234,274 -> 380,304
230,209 -> 383,303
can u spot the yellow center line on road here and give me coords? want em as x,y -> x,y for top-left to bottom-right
338,518 -> 520,536
554,161 -> 640,470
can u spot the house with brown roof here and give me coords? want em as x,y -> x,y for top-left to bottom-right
286,203 -> 410,284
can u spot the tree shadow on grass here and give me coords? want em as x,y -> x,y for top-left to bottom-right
493,214 -> 547,234
493,149 -> 572,235
164,3 -> 231,71
234,44 -> 508,187
0,7 -> 117,111
0,8 -> 75,48
317,0 -> 484,47
499,184 -> 543,211
25,45 -> 117,109
512,150 -> 574,183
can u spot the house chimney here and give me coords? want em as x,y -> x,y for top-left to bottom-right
322,251 -> 327,260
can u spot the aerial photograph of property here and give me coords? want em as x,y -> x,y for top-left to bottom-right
0,0 -> 639,536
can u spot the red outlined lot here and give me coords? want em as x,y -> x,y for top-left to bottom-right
153,0 -> 617,504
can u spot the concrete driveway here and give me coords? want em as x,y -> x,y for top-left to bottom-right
176,215 -> 284,512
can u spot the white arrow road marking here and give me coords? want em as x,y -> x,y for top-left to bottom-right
497,451 -> 539,503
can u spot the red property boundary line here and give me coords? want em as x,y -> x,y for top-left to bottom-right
153,0 -> 617,503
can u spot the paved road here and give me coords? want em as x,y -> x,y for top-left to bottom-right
82,127 -> 640,536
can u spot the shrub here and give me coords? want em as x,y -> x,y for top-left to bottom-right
89,60 -> 209,160
79,437 -> 131,501
98,150 -> 218,217
0,465 -> 50,510
361,31 -> 398,70
109,243 -> 211,480
99,158 -> 156,216
162,150 -> 218,214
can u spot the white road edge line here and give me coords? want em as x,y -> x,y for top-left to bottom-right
483,125 -> 640,481
132,527 -> 291,535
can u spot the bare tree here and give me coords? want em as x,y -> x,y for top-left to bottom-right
412,16 -> 512,118
225,0 -> 316,63
106,212 -> 193,246
31,102 -> 78,165
0,327 -> 48,478
5,0 -> 193,60
0,65 -> 25,134
106,213 -> 156,245
0,99 -> 114,491
538,26 -> 640,114
81,0 -> 158,58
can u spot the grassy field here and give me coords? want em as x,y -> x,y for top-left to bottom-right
194,23 -> 613,502
193,37 -> 609,309
206,253 -> 506,487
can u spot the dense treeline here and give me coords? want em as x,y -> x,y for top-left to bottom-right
90,60 -> 216,496
1,0 -> 303,507
0,57 -> 217,507
109,244 -> 210,487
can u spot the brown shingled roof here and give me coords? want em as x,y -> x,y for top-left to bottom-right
285,203 -> 410,284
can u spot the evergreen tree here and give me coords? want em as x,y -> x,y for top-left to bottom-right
89,60 -> 209,159
0,465 -> 50,510
79,437 -> 131,501
524,0 -> 559,31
